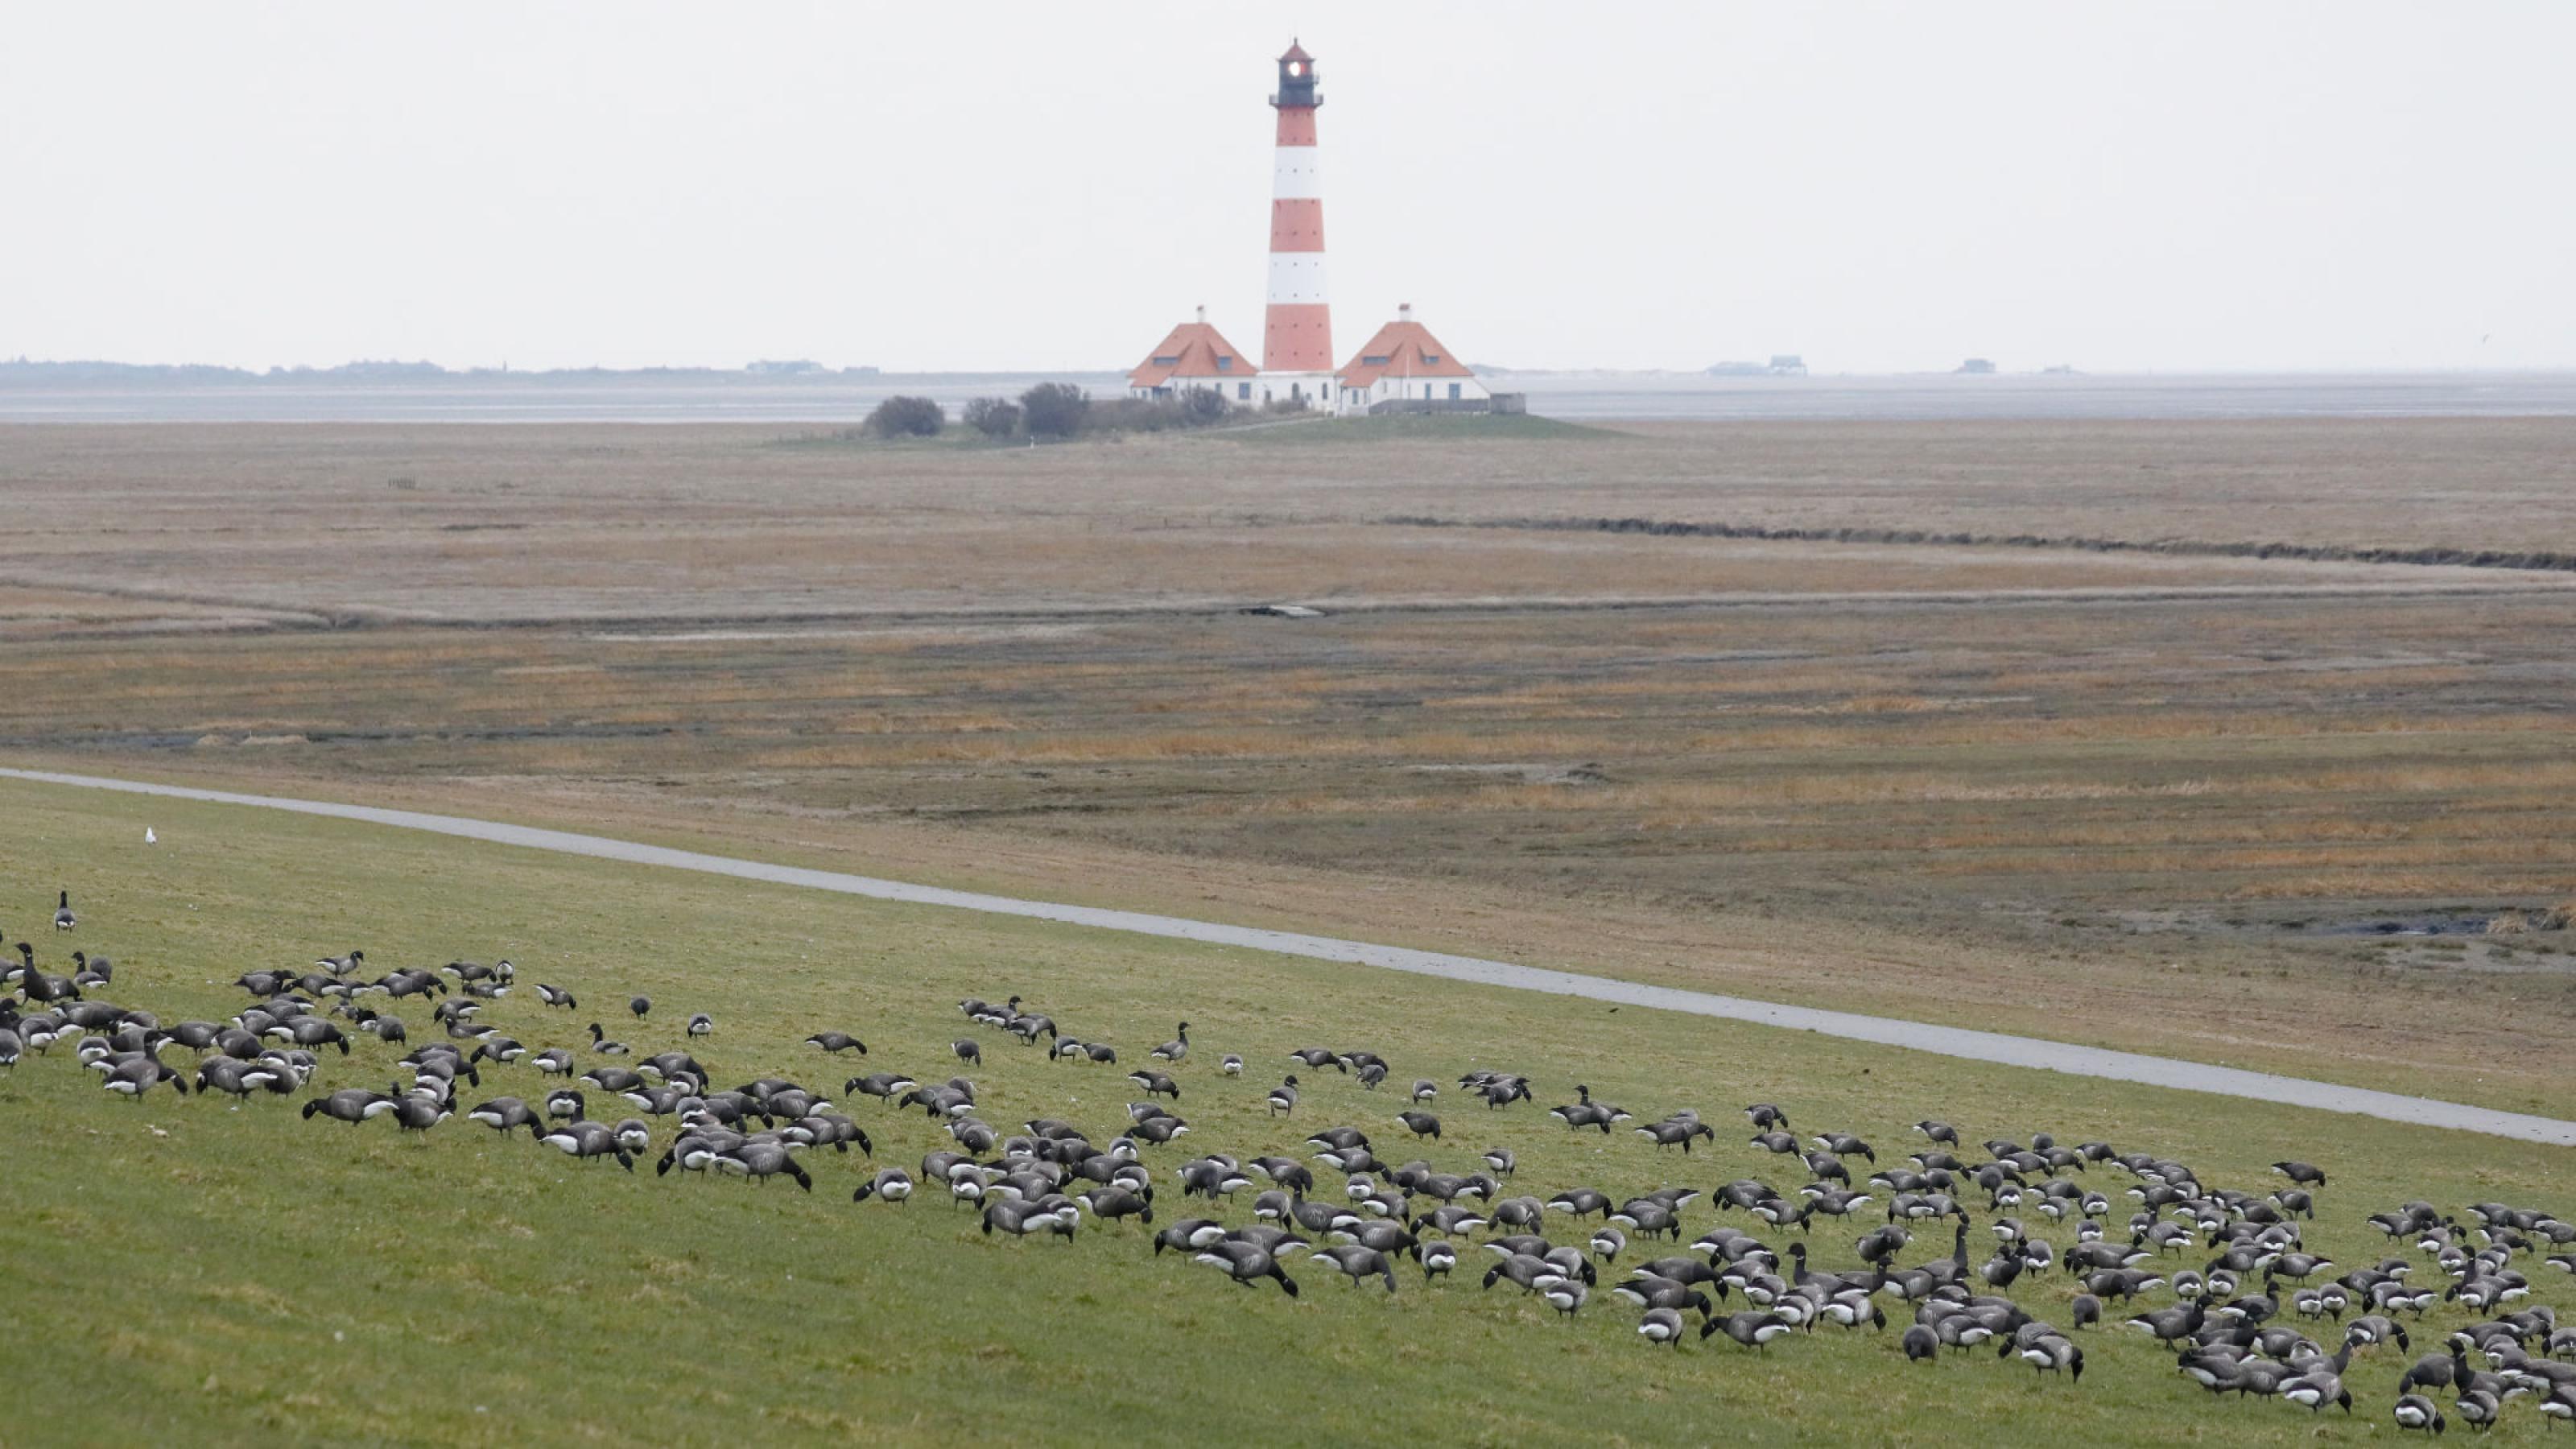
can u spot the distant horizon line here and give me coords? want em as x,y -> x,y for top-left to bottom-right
6,357 -> 2574,386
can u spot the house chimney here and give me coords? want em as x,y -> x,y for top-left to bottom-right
1399,303 -> 1413,323
1196,303 -> 1207,325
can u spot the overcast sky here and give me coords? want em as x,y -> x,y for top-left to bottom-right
6,2 -> 2570,374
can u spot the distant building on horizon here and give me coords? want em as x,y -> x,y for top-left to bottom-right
1334,304 -> 1491,411
1121,41 -> 1507,416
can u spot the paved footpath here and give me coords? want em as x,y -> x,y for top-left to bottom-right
6,765 -> 2570,1146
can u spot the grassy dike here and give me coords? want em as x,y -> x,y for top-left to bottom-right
1,774 -> 2567,1445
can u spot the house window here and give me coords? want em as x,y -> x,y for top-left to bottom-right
1448,382 -> 1461,400
1216,357 -> 1232,371
1151,355 -> 1179,366
1237,382 -> 1250,399
1362,355 -> 1390,366
1423,354 -> 1441,364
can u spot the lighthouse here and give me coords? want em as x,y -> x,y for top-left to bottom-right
1260,41 -> 1334,406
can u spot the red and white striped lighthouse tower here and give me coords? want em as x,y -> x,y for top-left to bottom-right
1261,40 -> 1333,398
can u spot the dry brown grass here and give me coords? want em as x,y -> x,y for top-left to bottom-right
3,419 -> 2574,1100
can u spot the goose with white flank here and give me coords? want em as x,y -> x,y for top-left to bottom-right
1311,1244 -> 1397,1292
1704,1311 -> 1794,1351
1150,1023 -> 1190,1063
303,1088 -> 398,1124
466,1097 -> 537,1136
983,1197 -> 1080,1243
852,1169 -> 914,1204
1195,1240 -> 1298,1294
2392,1393 -> 2445,1435
54,891 -> 76,932
586,1023 -> 630,1055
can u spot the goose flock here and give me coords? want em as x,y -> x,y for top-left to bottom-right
6,895 -> 2575,1435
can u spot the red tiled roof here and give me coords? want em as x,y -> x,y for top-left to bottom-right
1335,316 -> 1474,387
1127,320 -> 1258,389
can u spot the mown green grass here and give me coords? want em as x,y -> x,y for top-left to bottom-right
1,774 -> 2569,1447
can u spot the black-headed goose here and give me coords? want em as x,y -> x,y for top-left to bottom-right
1150,1023 -> 1189,1063
1311,1245 -> 1397,1291
852,1168 -> 914,1204
303,1088 -> 397,1123
1195,1240 -> 1298,1294
467,1097 -> 536,1135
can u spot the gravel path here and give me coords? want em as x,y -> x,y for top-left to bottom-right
9,765 -> 2570,1146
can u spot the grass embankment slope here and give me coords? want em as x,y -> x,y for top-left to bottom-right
1,780 -> 2570,1447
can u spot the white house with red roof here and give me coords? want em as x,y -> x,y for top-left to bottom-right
1333,305 -> 1491,412
1126,307 -> 1261,402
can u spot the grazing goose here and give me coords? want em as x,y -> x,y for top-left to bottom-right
1312,1245 -> 1398,1292
1411,1239 -> 1458,1282
535,984 -> 578,1009
586,1023 -> 631,1055
101,1056 -> 187,1099
850,1168 -> 914,1205
1220,1054 -> 1244,1075
1482,1146 -> 1517,1179
1127,1067 -> 1180,1100
1703,1311 -> 1793,1351
54,890 -> 75,932
1195,1241 -> 1298,1294
1638,1307 -> 1687,1345
392,1096 -> 451,1133
805,1031 -> 868,1055
1901,1323 -> 1940,1362
1077,1185 -> 1154,1228
467,1097 -> 536,1136
1150,1023 -> 1190,1063
303,1088 -> 398,1124
2272,1161 -> 2327,1187
1743,1103 -> 1790,1130
687,1013 -> 712,1038
1397,1110 -> 1442,1141
1289,1047 -> 1346,1073
539,1121 -> 635,1170
951,1038 -> 982,1067
983,1197 -> 1080,1242
2392,1393 -> 2445,1435
719,1141 -> 812,1191
193,1057 -> 286,1099
0,1028 -> 21,1071
1542,1279 -> 1588,1319
1266,1076 -> 1298,1116
629,996 -> 650,1019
